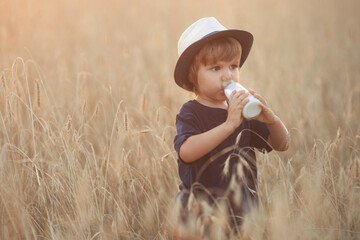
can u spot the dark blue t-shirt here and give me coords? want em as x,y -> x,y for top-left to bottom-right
174,100 -> 272,202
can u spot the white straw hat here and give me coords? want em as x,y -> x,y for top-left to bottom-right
174,17 -> 253,91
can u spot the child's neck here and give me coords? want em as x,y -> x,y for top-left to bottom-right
195,97 -> 228,110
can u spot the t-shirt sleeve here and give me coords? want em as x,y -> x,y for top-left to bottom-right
249,120 -> 273,153
173,104 -> 202,163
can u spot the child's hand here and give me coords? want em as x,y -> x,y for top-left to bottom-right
248,89 -> 278,125
226,90 -> 250,130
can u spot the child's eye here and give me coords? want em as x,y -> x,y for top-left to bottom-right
230,65 -> 238,70
211,66 -> 220,71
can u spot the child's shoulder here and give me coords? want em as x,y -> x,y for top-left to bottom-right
178,100 -> 199,113
178,100 -> 221,115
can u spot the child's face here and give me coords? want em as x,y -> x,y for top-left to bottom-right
196,56 -> 240,103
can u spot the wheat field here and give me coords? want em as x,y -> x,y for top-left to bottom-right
0,0 -> 359,239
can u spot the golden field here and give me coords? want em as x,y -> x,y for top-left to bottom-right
0,0 -> 359,239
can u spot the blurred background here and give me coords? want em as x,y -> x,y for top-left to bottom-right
0,0 -> 359,239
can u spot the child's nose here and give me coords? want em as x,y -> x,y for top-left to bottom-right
221,70 -> 232,81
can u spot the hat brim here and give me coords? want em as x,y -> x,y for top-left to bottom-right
174,29 -> 254,91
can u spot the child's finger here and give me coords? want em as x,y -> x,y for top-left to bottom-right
252,91 -> 267,105
248,88 -> 267,105
236,92 -> 248,103
258,102 -> 266,109
230,90 -> 243,99
239,91 -> 249,100
241,97 -> 250,106
230,90 -> 237,98
232,91 -> 246,103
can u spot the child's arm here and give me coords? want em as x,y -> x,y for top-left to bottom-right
248,89 -> 289,151
266,116 -> 289,151
180,90 -> 250,163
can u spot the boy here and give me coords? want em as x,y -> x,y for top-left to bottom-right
173,17 -> 289,237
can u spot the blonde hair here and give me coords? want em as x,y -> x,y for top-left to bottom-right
188,37 -> 242,93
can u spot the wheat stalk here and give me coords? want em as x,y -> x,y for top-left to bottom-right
123,109 -> 128,132
1,72 -> 6,92
34,78 -> 41,108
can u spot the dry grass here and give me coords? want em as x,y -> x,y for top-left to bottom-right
0,0 -> 359,239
